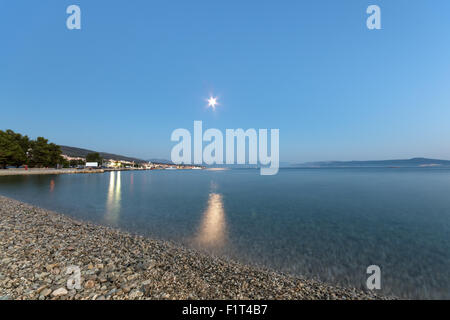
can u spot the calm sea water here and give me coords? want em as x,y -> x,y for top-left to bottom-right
0,168 -> 449,299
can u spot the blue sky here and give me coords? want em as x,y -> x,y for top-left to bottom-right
1,0 -> 450,162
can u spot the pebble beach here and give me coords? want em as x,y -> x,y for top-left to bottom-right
0,195 -> 386,300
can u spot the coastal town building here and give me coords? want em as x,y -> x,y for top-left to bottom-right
62,154 -> 85,162
61,154 -> 204,170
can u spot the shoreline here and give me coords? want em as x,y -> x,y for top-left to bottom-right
0,167 -> 206,177
0,195 -> 387,300
0,168 -> 106,176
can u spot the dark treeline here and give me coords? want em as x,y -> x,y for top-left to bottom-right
0,129 -> 67,169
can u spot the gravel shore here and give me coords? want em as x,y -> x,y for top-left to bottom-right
0,195 -> 386,300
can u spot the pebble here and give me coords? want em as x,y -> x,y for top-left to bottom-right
41,288 -> 52,297
52,288 -> 68,297
84,280 -> 95,289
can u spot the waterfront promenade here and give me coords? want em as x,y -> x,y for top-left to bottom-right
0,168 -> 145,176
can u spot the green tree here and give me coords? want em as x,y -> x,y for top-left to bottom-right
5,129 -> 30,156
48,143 -> 63,167
1,130 -> 64,168
29,137 -> 51,167
69,159 -> 86,167
0,130 -> 27,168
86,152 -> 102,164
62,159 -> 70,168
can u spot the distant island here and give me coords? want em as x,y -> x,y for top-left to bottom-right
293,158 -> 450,168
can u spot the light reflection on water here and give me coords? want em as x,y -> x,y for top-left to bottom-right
194,192 -> 227,251
105,171 -> 121,225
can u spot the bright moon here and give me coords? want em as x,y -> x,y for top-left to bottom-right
207,96 -> 218,110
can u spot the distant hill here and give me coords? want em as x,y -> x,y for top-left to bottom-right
146,158 -> 174,164
60,145 -> 147,164
294,158 -> 450,168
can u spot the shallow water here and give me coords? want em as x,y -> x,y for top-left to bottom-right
0,168 -> 449,299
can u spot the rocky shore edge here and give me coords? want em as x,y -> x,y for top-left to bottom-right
0,195 -> 388,300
